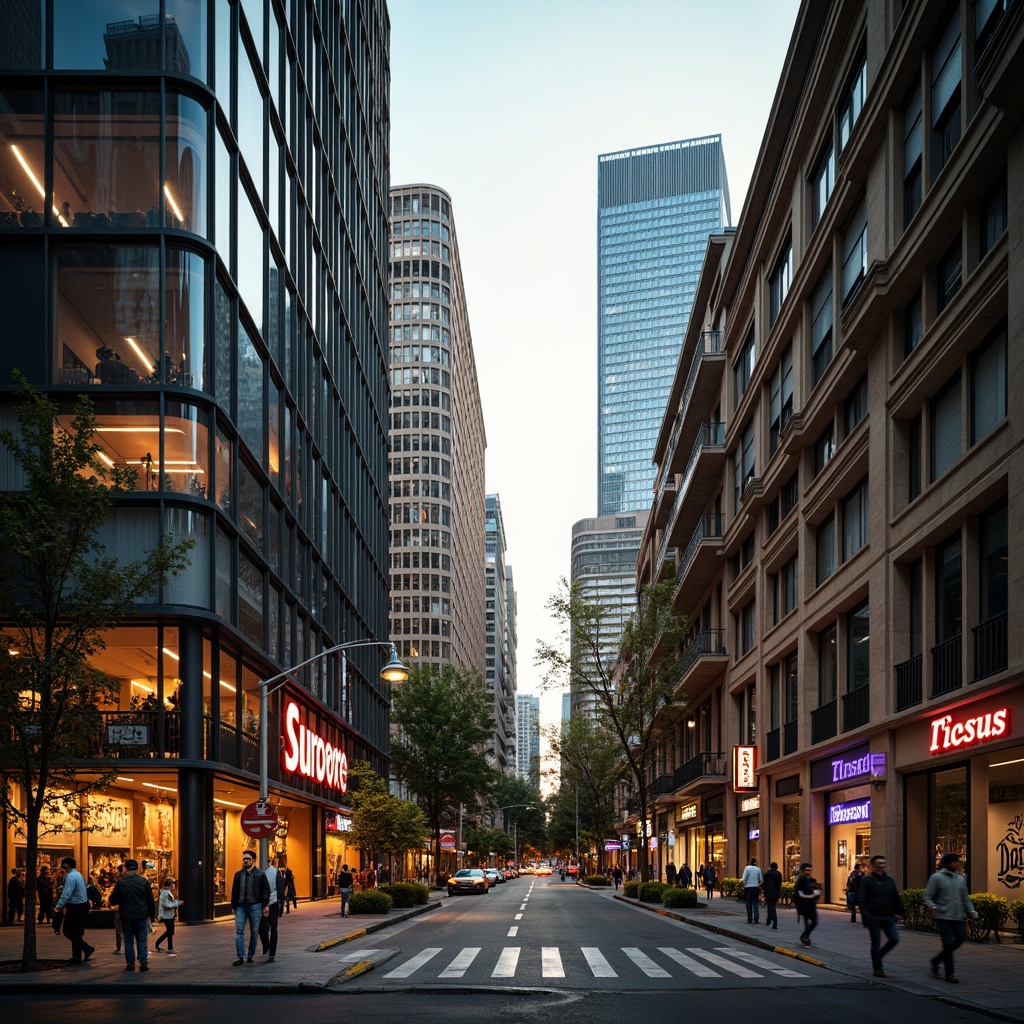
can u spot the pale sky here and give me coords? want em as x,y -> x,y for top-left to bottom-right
388,0 -> 801,771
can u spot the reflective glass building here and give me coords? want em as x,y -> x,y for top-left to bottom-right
598,136 -> 731,516
0,0 -> 392,921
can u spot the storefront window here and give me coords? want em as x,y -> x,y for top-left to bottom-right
0,90 -> 46,228
783,803 -> 801,879
933,766 -> 968,872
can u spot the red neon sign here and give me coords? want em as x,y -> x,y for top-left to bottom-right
733,745 -> 757,791
282,699 -> 348,793
929,707 -> 1009,754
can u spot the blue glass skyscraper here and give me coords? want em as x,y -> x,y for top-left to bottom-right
598,136 -> 731,515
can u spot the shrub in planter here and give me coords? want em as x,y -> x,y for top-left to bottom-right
719,877 -> 742,899
970,892 -> 1009,939
638,881 -> 667,903
662,886 -> 698,909
1007,899 -> 1024,940
349,889 -> 393,915
899,888 -> 932,931
378,882 -> 429,907
779,881 -> 795,905
623,880 -> 640,899
584,874 -> 610,886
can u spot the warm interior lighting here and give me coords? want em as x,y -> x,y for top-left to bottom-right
96,450 -> 116,468
131,679 -> 154,694
116,776 -> 135,782
124,336 -> 155,375
142,782 -> 178,792
204,669 -> 236,693
214,798 -> 246,809
9,143 -> 66,224
989,757 -> 1024,768
163,183 -> 184,222
162,648 -> 179,661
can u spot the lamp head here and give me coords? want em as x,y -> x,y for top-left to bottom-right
379,644 -> 410,684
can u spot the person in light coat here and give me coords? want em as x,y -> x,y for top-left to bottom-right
924,853 -> 977,984
154,877 -> 184,954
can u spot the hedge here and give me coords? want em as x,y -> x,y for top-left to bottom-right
348,889 -> 393,914
719,877 -> 743,898
584,874 -> 610,886
638,881 -> 667,903
623,880 -> 640,899
662,886 -> 698,909
378,882 -> 429,907
1009,899 -> 1024,937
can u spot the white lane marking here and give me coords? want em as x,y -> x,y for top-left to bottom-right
622,947 -> 671,978
519,904 -> 528,910
657,947 -> 721,977
542,947 -> 564,978
514,913 -> 522,919
492,947 -> 520,978
581,947 -> 617,978
438,947 -> 481,978
384,947 -> 442,978
507,926 -> 518,937
687,947 -> 762,977
713,946 -> 809,977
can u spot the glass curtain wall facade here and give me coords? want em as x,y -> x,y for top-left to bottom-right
486,493 -> 517,773
0,0 -> 392,921
516,694 -> 540,789
388,185 -> 486,675
598,136 -> 731,516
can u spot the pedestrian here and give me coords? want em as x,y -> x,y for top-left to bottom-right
154,877 -> 183,955
702,862 -> 717,900
111,863 -> 126,954
612,864 -> 623,890
230,850 -> 270,966
53,857 -> 95,965
366,864 -> 377,890
666,861 -> 677,886
763,861 -> 783,930
925,853 -> 977,984
258,860 -> 286,962
283,865 -> 297,912
742,857 -> 763,924
107,858 -> 156,972
337,863 -> 354,918
857,854 -> 903,978
86,872 -> 102,910
794,862 -> 821,946
847,861 -> 866,923
6,869 -> 25,924
679,862 -> 693,889
36,864 -> 54,924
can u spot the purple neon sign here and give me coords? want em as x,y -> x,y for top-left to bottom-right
828,798 -> 871,826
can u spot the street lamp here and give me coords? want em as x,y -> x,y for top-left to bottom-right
256,640 -> 409,868
485,804 -> 535,866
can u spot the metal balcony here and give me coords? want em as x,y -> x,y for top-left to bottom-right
671,751 -> 727,795
674,513 -> 723,611
783,720 -> 798,755
811,699 -> 837,744
842,685 -> 870,732
894,654 -> 922,712
973,612 -> 1007,681
675,628 -> 727,697
765,728 -> 780,762
931,634 -> 962,697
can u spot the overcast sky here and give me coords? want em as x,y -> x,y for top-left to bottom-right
388,0 -> 801,777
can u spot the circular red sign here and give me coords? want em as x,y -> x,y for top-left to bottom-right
240,800 -> 279,839
439,834 -> 456,851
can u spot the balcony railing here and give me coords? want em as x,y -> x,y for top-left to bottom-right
678,627 -> 726,679
652,773 -> 676,796
842,685 -> 870,732
931,634 -> 962,697
811,699 -> 837,744
783,719 -> 798,755
765,728 -> 780,762
894,654 -> 922,711
673,751 -> 727,789
675,513 -> 724,589
973,612 -> 1007,681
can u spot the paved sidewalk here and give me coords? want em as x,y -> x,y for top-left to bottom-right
0,893 -> 441,994
594,883 -> 1024,1022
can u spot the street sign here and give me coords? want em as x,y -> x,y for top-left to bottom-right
439,833 -> 456,851
240,799 -> 279,839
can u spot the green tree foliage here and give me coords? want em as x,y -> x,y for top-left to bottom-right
389,663 -> 496,884
491,773 -> 546,856
463,826 -> 513,863
0,376 -> 192,970
537,578 -> 687,881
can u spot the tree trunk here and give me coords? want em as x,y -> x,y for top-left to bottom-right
21,825 -> 40,972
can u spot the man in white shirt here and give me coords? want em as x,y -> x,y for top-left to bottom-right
53,856 -> 95,965
742,857 -> 764,924
259,861 -> 286,962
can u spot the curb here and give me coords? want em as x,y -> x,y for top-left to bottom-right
314,899 -> 440,952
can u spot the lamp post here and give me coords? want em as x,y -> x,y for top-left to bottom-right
256,640 -> 409,869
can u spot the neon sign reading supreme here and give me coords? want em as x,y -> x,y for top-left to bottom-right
929,707 -> 1009,753
282,699 -> 348,793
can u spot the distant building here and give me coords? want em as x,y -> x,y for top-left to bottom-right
486,494 -> 517,772
516,694 -> 540,789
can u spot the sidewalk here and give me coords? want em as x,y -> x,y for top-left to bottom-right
595,884 -> 1024,1022
0,892 -> 441,994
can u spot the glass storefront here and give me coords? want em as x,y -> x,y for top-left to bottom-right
783,802 -> 801,879
825,785 -> 870,903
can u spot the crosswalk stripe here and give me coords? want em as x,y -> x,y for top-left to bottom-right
542,947 -> 564,978
686,948 -> 762,977
712,946 -> 809,977
657,947 -> 721,977
622,947 -> 671,978
581,947 -> 617,978
492,947 -> 520,978
384,947 -> 442,978
438,947 -> 480,978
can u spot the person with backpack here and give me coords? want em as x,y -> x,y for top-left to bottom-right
337,864 -> 354,918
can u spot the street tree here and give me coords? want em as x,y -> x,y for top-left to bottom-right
0,376 -> 192,971
537,577 -> 687,881
463,826 -> 513,865
491,773 -> 546,859
389,663 -> 496,885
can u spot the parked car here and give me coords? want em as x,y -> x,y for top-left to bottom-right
566,863 -> 580,876
447,868 -> 488,895
536,865 -> 553,876
484,867 -> 504,886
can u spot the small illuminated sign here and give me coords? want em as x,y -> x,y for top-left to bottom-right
748,828 -> 760,840
740,796 -> 760,813
828,798 -> 871,826
929,707 -> 1009,754
733,745 -> 757,791
677,802 -> 698,821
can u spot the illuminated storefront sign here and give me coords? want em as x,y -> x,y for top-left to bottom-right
929,707 -> 1009,754
740,796 -> 760,813
677,802 -> 698,822
733,745 -> 757,791
605,840 -> 621,851
828,798 -> 871,826
325,811 -> 353,833
282,698 -> 349,794
811,745 -> 885,789
748,828 -> 760,840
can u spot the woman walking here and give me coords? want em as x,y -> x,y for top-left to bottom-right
154,877 -> 183,955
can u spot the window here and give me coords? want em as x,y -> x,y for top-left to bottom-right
903,83 -> 923,227
842,478 -> 869,560
810,265 -> 834,386
769,241 -> 793,327
816,514 -> 836,586
848,601 -> 870,691
904,291 -> 923,358
767,497 -> 780,537
842,200 -> 868,303
971,326 -> 1007,443
769,664 -> 781,731
734,533 -> 755,579
784,650 -> 799,723
979,499 -> 1008,623
931,10 -> 962,182
976,0 -> 1011,54
769,344 -> 794,455
931,373 -> 961,481
739,601 -> 756,658
818,623 -> 838,705
838,49 -> 867,155
734,329 -> 756,404
781,472 -> 799,517
741,684 -> 757,743
909,414 -> 922,501
909,558 -> 923,659
980,175 -> 1007,258
773,556 -> 798,623
811,146 -> 835,226
844,374 -> 868,436
813,423 -> 835,477
734,420 -> 756,512
936,236 -> 962,314
935,533 -> 962,643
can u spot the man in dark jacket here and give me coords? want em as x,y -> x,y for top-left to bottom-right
762,861 -> 784,930
230,851 -> 270,965
36,865 -> 54,924
857,854 -> 903,978
108,859 -> 157,972
7,869 -> 25,924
